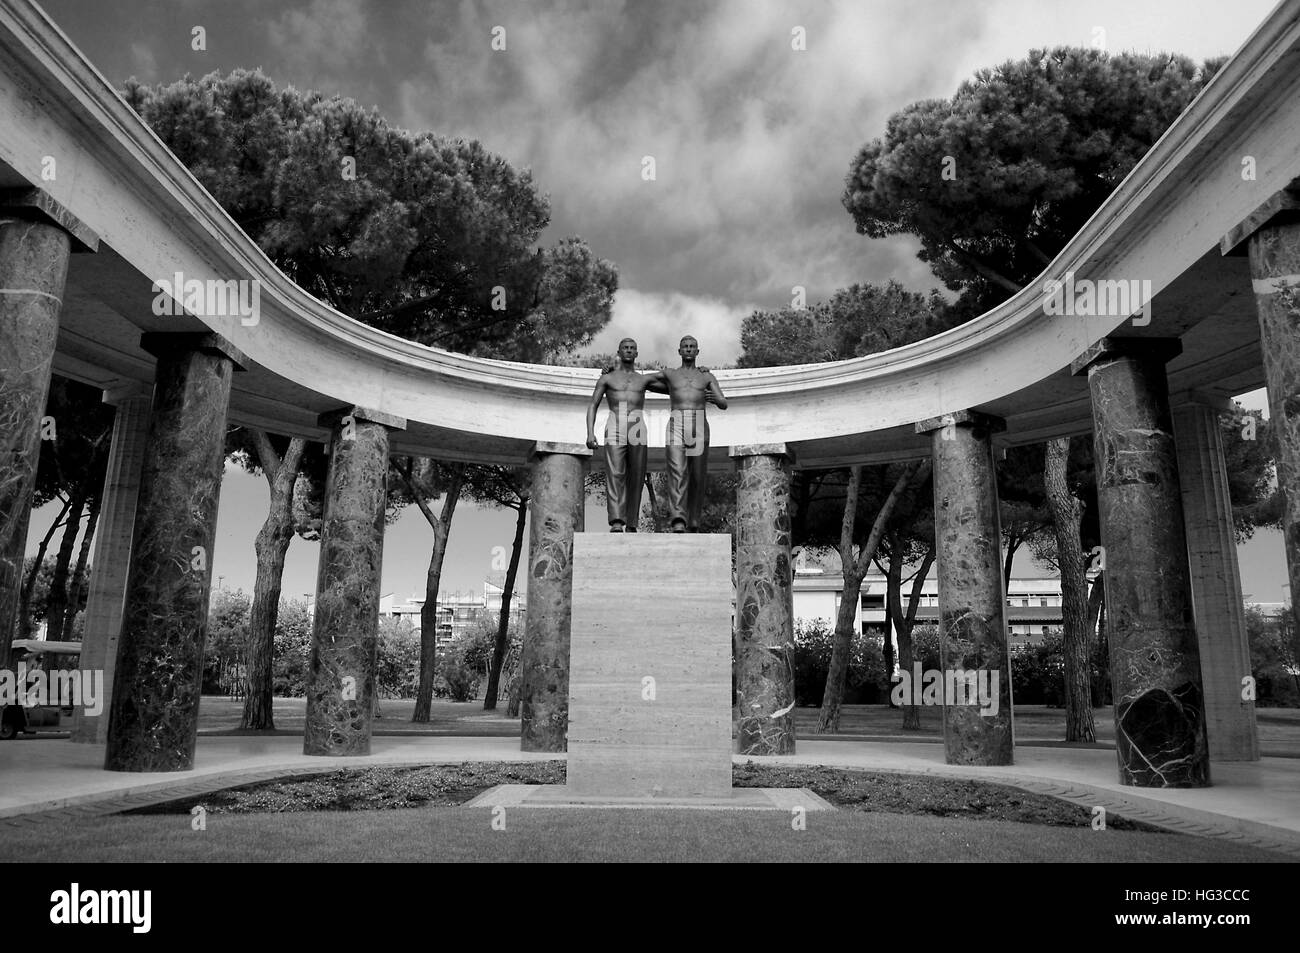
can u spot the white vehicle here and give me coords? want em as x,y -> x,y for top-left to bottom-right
0,639 -> 82,740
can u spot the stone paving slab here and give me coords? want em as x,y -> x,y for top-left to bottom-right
464,784 -> 835,811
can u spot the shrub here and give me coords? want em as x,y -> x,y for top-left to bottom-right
377,616 -> 421,698
792,618 -> 889,706
434,618 -> 497,702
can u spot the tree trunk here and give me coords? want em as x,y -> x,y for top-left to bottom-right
43,490 -> 85,641
816,568 -> 866,732
412,466 -> 465,722
19,497 -> 71,638
483,497 -> 526,710
240,434 -> 306,731
61,498 -> 99,640
1045,438 -> 1094,742
816,462 -> 924,733
1003,534 -> 1018,594
888,543 -> 934,730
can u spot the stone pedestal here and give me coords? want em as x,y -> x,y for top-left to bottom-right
72,386 -> 151,744
0,213 -> 72,666
1073,338 -> 1209,787
104,333 -> 246,772
731,444 -> 796,755
303,406 -> 405,757
520,442 -> 590,752
917,411 -> 1014,766
567,534 -> 732,797
1172,399 -> 1259,761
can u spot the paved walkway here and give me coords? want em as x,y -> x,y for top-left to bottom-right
2,735 -> 1297,857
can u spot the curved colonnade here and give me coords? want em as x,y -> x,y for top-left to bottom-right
2,0 -> 1300,785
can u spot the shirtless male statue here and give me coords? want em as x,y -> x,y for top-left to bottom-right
585,338 -> 665,531
660,335 -> 728,533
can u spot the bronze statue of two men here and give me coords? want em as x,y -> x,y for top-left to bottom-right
585,335 -> 728,533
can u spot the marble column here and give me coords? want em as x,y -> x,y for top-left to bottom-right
1232,203 -> 1300,646
0,190 -> 95,666
303,406 -> 405,756
1072,337 -> 1209,787
731,444 -> 797,755
915,412 -> 1013,766
1172,397 -> 1259,761
72,386 -> 152,744
104,333 -> 246,772
520,442 -> 589,752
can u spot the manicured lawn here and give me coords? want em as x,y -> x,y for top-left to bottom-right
0,808 -> 1288,863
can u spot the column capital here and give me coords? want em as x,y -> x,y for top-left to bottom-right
101,382 -> 153,406
915,409 -> 1005,435
318,405 -> 407,431
1221,177 -> 1300,256
729,442 -> 795,463
1169,388 -> 1238,414
529,440 -> 592,461
0,187 -> 99,252
1070,336 -> 1182,376
140,331 -> 250,372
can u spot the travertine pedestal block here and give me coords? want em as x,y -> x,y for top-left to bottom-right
567,533 -> 733,797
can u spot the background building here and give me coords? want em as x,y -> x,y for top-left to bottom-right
373,575 -> 526,649
792,564 -> 1065,658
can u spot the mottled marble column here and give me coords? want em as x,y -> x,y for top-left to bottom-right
1172,397 -> 1259,761
731,444 -> 797,755
520,442 -> 589,752
105,333 -> 246,772
916,412 -> 1013,766
303,406 -> 405,756
1072,338 -> 1209,787
0,203 -> 78,666
73,386 -> 151,744
1244,217 -> 1300,646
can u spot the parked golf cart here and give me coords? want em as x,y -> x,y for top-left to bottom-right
0,639 -> 82,740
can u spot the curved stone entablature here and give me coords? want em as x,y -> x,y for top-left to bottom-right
3,1 -> 1300,467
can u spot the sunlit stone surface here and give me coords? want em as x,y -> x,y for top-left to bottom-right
520,443 -> 589,751
918,411 -> 1013,766
72,388 -> 151,744
732,444 -> 796,755
1075,338 -> 1209,788
1172,400 -> 1259,761
303,407 -> 404,756
105,333 -> 244,772
0,216 -> 70,666
1248,222 -> 1300,651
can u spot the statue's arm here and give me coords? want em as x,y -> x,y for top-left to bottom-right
644,369 -> 669,394
586,376 -> 607,448
706,373 -> 728,410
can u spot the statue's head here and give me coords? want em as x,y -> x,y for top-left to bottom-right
618,337 -> 638,362
678,335 -> 699,360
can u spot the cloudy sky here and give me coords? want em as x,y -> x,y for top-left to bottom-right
31,0 -> 1289,601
